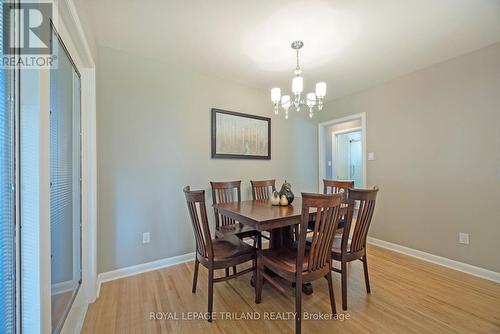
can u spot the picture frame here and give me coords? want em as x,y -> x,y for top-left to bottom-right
211,108 -> 271,160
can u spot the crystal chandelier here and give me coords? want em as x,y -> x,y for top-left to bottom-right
271,41 -> 326,119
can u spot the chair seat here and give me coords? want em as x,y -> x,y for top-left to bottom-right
212,235 -> 255,261
259,247 -> 309,273
216,223 -> 260,239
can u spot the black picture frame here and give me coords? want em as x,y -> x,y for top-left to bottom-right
211,108 -> 271,160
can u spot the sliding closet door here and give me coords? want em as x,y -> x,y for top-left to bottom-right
50,29 -> 81,333
0,0 -> 15,332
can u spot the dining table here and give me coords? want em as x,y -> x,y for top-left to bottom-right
213,197 -> 317,295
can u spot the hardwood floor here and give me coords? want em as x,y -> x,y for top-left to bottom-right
82,245 -> 500,333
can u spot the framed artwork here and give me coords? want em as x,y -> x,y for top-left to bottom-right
211,108 -> 271,159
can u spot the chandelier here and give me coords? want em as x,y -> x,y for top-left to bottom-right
271,41 -> 326,119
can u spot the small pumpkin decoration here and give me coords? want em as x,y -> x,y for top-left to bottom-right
271,191 -> 281,206
279,180 -> 294,205
280,194 -> 289,206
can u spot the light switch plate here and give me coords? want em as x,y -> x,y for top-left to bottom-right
143,232 -> 150,244
459,232 -> 469,245
368,152 -> 375,160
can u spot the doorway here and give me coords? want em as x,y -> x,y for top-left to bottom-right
318,113 -> 366,191
333,130 -> 363,187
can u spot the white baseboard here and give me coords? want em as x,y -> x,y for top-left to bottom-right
74,304 -> 88,334
61,290 -> 89,334
367,237 -> 500,283
52,280 -> 77,295
96,252 -> 195,298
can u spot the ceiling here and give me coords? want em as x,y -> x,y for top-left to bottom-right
81,0 -> 500,100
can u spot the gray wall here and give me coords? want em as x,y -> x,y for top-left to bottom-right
316,43 -> 500,272
96,47 -> 317,273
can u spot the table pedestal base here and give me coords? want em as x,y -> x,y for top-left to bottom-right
249,226 -> 314,295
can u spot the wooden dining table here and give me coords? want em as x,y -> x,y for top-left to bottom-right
213,197 -> 317,294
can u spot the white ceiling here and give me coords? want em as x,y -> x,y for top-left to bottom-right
82,0 -> 500,100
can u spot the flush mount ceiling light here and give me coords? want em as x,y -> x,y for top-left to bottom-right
271,41 -> 326,119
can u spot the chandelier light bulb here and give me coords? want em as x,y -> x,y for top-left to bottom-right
315,82 -> 326,98
281,95 -> 291,111
271,87 -> 281,103
306,93 -> 316,107
292,76 -> 303,94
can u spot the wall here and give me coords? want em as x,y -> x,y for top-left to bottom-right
71,0 -> 98,61
316,43 -> 500,272
96,47 -> 317,273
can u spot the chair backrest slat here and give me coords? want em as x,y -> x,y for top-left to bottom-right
298,193 -> 343,273
343,187 -> 378,253
250,179 -> 276,200
183,186 -> 213,259
210,181 -> 241,228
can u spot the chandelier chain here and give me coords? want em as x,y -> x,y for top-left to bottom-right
296,49 -> 300,70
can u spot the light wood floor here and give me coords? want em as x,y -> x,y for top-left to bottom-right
82,245 -> 500,333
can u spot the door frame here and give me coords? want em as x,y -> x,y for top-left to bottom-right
332,127 -> 362,180
318,112 -> 367,192
50,2 -> 98,331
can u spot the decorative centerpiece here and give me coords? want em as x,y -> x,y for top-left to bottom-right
279,180 -> 294,205
279,195 -> 289,206
271,191 -> 281,206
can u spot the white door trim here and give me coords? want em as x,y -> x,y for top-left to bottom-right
318,112 -> 366,192
49,1 -> 97,333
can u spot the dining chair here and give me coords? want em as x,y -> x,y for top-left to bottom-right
210,180 -> 262,247
211,181 -> 262,275
323,179 -> 354,195
255,192 -> 343,334
331,186 -> 379,310
183,186 -> 256,322
250,179 -> 276,200
323,179 -> 354,230
250,179 -> 276,243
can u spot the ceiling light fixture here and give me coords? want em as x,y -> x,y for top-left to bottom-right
271,41 -> 326,119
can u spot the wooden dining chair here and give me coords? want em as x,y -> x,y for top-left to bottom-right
250,180 -> 275,243
255,192 -> 343,334
323,179 -> 354,229
250,179 -> 276,200
331,186 -> 379,311
211,180 -> 262,248
323,179 -> 354,195
183,186 -> 256,322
